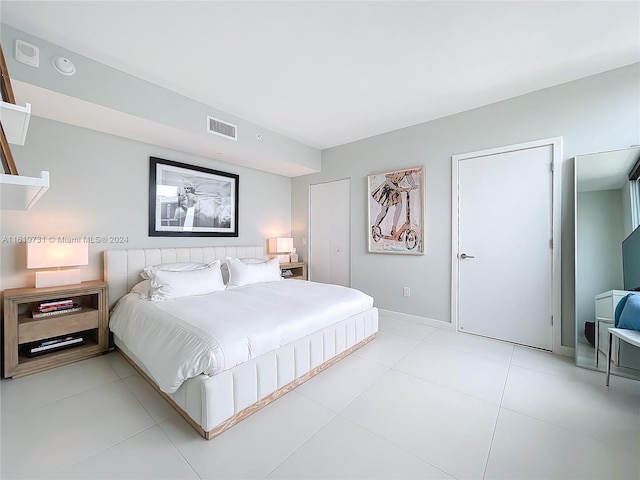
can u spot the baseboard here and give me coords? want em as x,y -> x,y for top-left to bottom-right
378,309 -> 575,357
377,309 -> 455,330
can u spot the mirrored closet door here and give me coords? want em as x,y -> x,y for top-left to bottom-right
574,146 -> 640,380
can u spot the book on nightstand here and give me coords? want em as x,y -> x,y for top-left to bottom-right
31,303 -> 81,318
23,335 -> 85,357
38,299 -> 74,311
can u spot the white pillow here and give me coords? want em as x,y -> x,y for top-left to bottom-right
220,257 -> 267,284
140,261 -> 212,280
226,257 -> 281,288
130,279 -> 151,298
149,260 -> 226,301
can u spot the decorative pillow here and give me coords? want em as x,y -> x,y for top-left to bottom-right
614,294 -> 630,327
226,256 -> 281,288
617,294 -> 640,331
140,261 -> 212,280
220,257 -> 267,284
150,260 -> 225,301
130,279 -> 151,299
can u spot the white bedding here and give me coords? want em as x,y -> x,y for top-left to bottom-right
109,280 -> 374,393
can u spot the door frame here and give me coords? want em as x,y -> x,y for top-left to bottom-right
451,137 -> 569,355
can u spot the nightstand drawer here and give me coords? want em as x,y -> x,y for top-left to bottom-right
18,309 -> 100,344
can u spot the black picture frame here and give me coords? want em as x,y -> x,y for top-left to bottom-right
149,157 -> 239,237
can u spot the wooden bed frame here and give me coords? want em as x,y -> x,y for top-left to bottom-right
104,245 -> 378,440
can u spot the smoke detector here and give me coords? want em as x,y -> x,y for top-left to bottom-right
52,56 -> 76,76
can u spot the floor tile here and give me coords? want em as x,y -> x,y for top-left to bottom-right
51,425 -> 199,479
267,415 -> 453,479
122,373 -> 182,424
605,370 -> 640,397
0,355 -> 119,421
341,370 -> 498,480
486,408 -> 640,479
378,316 -> 437,340
502,365 -> 640,453
103,350 -> 138,378
160,390 -> 335,479
395,344 -> 509,405
295,354 -> 388,413
1,316 -> 638,480
1,381 -> 156,479
420,329 -> 515,364
352,331 -> 420,367
511,345 -> 606,385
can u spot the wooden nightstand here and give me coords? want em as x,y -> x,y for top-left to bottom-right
3,280 -> 109,378
280,262 -> 307,280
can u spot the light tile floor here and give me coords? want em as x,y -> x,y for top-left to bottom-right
2,315 -> 639,480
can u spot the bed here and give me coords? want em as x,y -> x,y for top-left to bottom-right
104,245 -> 378,439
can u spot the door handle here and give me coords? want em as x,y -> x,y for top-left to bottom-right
460,253 -> 475,259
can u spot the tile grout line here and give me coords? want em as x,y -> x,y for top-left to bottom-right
497,404 -> 640,456
155,420 -> 204,480
1,374 -> 123,423
481,344 -> 515,480
260,400 -> 338,480
336,412 -> 455,479
110,359 -> 205,476
46,423 -> 160,479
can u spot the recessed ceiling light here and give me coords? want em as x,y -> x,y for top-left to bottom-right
52,56 -> 76,76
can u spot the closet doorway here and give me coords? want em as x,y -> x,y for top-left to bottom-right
309,178 -> 351,287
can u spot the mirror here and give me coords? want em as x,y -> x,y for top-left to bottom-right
574,146 -> 640,379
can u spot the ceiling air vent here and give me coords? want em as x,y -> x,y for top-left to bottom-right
207,115 -> 237,141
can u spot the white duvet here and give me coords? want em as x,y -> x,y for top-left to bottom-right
109,280 -> 374,393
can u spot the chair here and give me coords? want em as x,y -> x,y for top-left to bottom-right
606,328 -> 640,386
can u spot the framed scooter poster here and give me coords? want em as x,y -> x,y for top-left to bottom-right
367,166 -> 425,255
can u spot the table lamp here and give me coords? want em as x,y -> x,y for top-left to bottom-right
27,242 -> 88,288
268,237 -> 293,263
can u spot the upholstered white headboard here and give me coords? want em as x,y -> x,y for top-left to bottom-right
104,245 -> 265,309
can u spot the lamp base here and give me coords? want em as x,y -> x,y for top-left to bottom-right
275,254 -> 290,263
35,269 -> 82,288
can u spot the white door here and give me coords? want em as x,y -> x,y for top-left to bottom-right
454,143 -> 556,350
309,179 -> 351,286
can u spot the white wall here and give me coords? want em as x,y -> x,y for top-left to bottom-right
292,63 -> 640,347
0,117 -> 292,291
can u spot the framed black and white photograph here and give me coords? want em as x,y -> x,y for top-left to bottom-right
367,166 -> 425,254
149,157 -> 239,237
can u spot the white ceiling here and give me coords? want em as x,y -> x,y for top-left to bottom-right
2,1 -> 639,150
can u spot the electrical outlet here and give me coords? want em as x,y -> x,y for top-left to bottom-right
403,287 -> 410,297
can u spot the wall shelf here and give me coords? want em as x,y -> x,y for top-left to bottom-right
1,100 -> 31,145
0,171 -> 49,210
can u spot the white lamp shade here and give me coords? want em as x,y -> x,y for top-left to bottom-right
27,242 -> 88,268
268,237 -> 293,253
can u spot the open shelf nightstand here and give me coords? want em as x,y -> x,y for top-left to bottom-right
3,280 -> 109,378
280,262 -> 307,280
